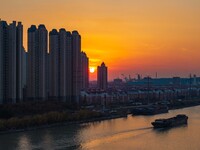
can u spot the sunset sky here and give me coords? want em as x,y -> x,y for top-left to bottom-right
1,0 -> 200,81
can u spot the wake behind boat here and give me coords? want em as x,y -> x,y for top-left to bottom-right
151,114 -> 188,128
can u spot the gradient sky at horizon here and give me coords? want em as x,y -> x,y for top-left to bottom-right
1,0 -> 200,81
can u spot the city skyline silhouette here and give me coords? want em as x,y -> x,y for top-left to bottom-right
1,0 -> 200,81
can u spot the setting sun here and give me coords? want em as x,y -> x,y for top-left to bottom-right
89,67 -> 95,73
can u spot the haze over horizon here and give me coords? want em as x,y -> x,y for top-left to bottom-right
1,0 -> 200,81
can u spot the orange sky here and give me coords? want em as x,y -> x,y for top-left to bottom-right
1,0 -> 200,81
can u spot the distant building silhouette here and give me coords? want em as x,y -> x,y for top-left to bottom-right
27,24 -> 48,100
46,52 -> 50,98
0,20 -> 25,104
49,29 -> 73,101
72,31 -> 81,103
0,19 -> 88,104
49,29 -> 83,103
49,29 -> 59,99
16,22 -> 24,103
66,31 -> 73,101
22,47 -> 27,99
80,51 -> 89,90
97,62 -> 108,90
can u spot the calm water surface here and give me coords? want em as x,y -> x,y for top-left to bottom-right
1,106 -> 200,150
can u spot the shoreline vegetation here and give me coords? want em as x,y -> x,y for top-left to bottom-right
0,99 -> 200,134
0,101 -> 103,133
0,110 -> 103,134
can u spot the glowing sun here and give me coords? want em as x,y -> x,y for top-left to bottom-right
89,67 -> 95,73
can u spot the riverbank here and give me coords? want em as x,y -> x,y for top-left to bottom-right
0,109 -> 104,134
0,113 -> 127,135
170,98 -> 200,110
1,99 -> 200,135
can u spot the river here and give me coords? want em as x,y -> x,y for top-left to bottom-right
0,106 -> 200,150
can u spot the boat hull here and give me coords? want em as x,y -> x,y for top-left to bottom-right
152,114 -> 188,128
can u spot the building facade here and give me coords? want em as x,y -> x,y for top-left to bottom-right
72,31 -> 81,103
97,62 -> 108,90
0,20 -> 86,104
80,51 -> 89,90
49,29 -> 73,101
59,29 -> 67,100
66,31 -> 73,101
27,25 -> 48,100
0,20 -> 24,104
49,29 -> 59,99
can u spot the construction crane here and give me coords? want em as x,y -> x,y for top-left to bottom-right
121,74 -> 128,82
121,74 -> 129,82
135,73 -> 142,80
121,74 -> 135,82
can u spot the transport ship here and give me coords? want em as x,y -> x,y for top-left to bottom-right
151,114 -> 188,128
